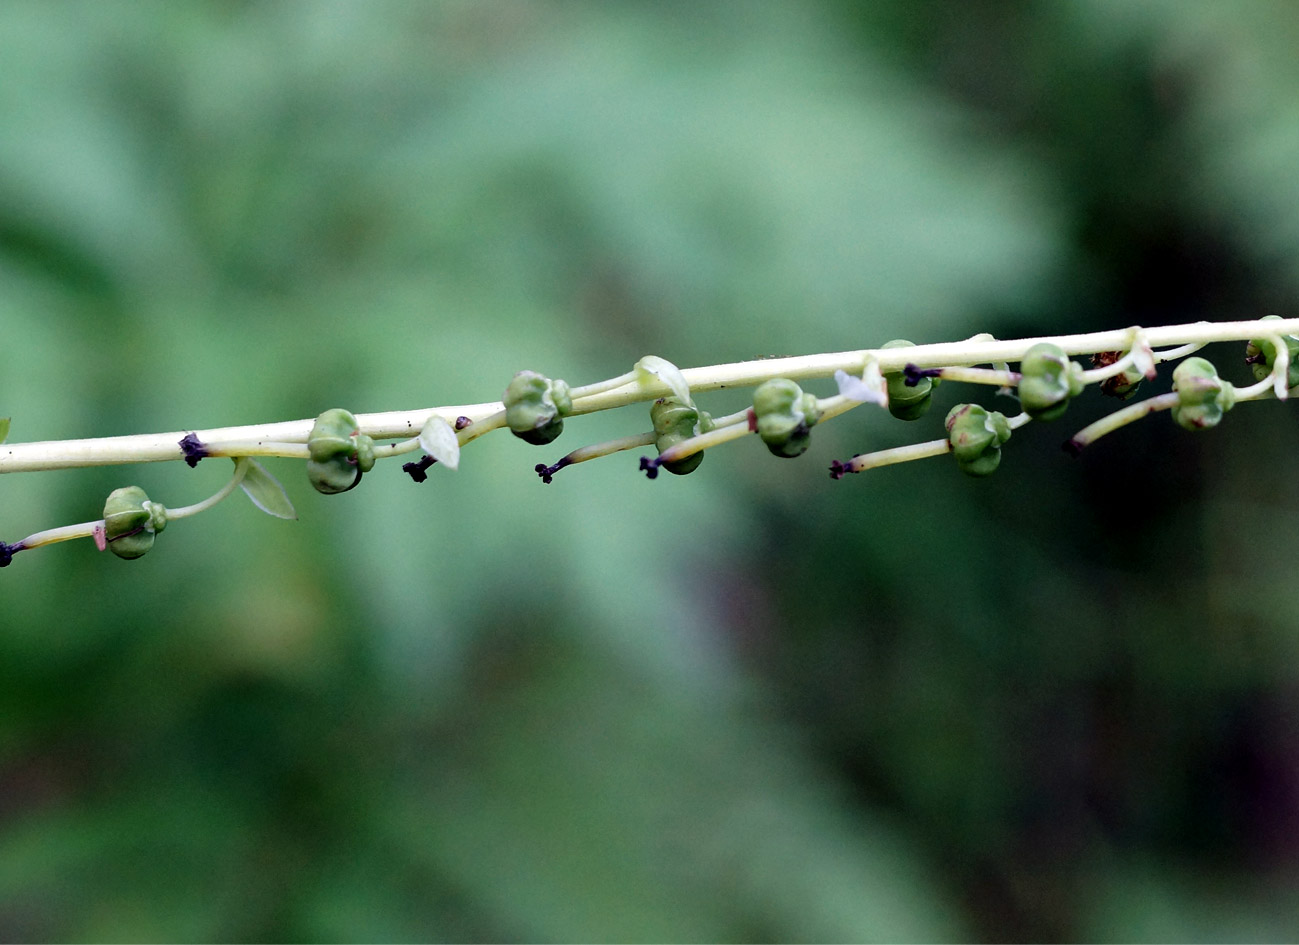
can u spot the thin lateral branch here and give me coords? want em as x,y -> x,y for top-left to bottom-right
831,438 -> 951,477
167,460 -> 250,519
526,319 -> 1299,416
907,364 -> 1021,387
0,405 -> 501,473
199,439 -> 310,460
12,519 -> 103,550
643,417 -> 755,477
536,431 -> 657,483
1065,391 -> 1181,455
829,412 -> 1030,478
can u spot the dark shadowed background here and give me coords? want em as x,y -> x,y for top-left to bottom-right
3,1 -> 1299,940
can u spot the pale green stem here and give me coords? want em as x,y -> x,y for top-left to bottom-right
566,430 -> 657,463
15,519 -> 104,550
933,366 -> 1021,387
203,439 -> 309,460
4,317 -> 1297,474
459,409 -> 506,444
540,431 -> 658,480
655,418 -> 755,465
375,409 -> 507,460
373,438 -> 421,459
1078,340 -> 1205,388
815,395 -> 869,422
569,371 -> 639,401
1067,392 -> 1181,453
1153,341 -> 1206,363
1262,335 -> 1291,401
655,393 -> 868,468
167,459 -> 249,520
1223,336 -> 1288,402
841,437 -> 951,473
835,411 -> 1031,476
1272,336 -> 1291,400
1079,350 -> 1144,385
1233,376 -> 1277,402
16,459 -> 250,550
708,407 -> 756,429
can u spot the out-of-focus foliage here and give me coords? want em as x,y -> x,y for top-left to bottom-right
2,0 -> 1299,940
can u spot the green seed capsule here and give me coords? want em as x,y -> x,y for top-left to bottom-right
1171,357 -> 1236,430
1244,315 -> 1299,388
504,371 -> 572,446
753,378 -> 822,458
306,408 -> 376,494
103,485 -> 167,559
650,396 -> 713,475
882,339 -> 938,420
945,403 -> 1012,477
1018,343 -> 1085,421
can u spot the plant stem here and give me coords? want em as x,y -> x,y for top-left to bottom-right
928,366 -> 1022,387
201,440 -> 310,460
536,431 -> 658,482
654,418 -> 755,466
13,519 -> 103,550
839,437 -> 952,474
15,459 -> 250,551
1066,392 -> 1181,454
2,317 -> 1292,474
831,411 -> 1031,477
167,460 -> 249,520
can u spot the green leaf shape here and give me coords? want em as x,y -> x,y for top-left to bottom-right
237,458 -> 297,520
418,415 -> 461,471
0,418 -> 8,444
635,356 -> 693,406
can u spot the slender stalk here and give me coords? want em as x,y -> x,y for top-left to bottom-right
14,459 -> 251,552
1153,341 -> 1206,363
837,438 -> 951,474
569,371 -> 639,400
815,395 -> 869,423
928,366 -> 1021,387
536,431 -> 657,483
831,411 -> 1031,477
458,409 -> 506,445
1066,392 -> 1181,454
167,460 -> 249,520
2,317 -> 1293,474
654,418 -> 755,466
13,519 -> 104,550
373,438 -> 421,460
706,407 -> 756,429
1080,350 -> 1143,385
1233,375 -> 1278,403
201,440 -> 310,460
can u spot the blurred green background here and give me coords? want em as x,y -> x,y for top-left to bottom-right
3,0 -> 1299,940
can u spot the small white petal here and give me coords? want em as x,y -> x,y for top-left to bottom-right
835,368 -> 887,406
419,415 -> 461,471
635,355 -> 693,405
1131,338 -> 1157,379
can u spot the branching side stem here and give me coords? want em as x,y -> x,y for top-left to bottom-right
4,318 -> 1294,474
